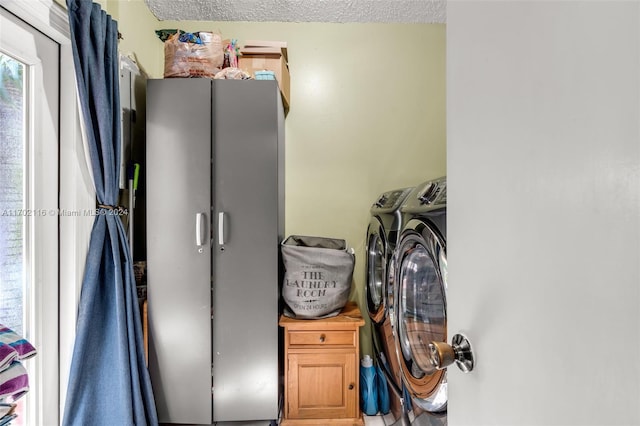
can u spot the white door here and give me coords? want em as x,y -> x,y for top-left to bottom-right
0,6 -> 59,425
447,2 -> 640,425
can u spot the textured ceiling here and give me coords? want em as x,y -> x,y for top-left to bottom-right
145,0 -> 446,23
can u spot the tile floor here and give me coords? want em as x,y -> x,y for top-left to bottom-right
364,414 -> 386,425
364,412 -> 397,426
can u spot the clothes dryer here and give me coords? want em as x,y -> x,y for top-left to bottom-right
393,177 -> 448,422
366,187 -> 413,323
365,187 -> 413,423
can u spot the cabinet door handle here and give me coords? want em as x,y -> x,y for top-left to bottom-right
196,213 -> 206,252
218,212 -> 225,245
348,383 -> 354,390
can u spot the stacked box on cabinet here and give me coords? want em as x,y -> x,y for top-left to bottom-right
239,40 -> 290,111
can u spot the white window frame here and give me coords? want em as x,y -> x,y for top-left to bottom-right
0,1 -> 95,424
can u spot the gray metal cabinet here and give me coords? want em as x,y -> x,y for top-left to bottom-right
146,79 -> 284,424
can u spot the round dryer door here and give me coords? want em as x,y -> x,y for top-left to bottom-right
394,219 -> 448,413
366,217 -> 387,323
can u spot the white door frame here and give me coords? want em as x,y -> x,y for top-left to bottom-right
0,1 -> 95,424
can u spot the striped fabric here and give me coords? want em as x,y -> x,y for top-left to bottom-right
0,346 -> 17,375
0,362 -> 28,403
0,326 -> 36,365
0,324 -> 36,406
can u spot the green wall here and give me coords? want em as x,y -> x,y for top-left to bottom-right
105,2 -> 446,357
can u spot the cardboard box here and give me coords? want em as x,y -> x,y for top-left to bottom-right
243,40 -> 288,61
239,52 -> 290,110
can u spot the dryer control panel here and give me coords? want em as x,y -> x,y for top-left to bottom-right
418,180 -> 447,205
372,187 -> 413,212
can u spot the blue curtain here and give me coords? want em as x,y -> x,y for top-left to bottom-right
63,1 -> 157,424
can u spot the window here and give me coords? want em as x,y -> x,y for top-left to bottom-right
0,52 -> 25,335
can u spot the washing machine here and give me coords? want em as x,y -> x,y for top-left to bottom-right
393,177 -> 448,425
365,187 -> 414,423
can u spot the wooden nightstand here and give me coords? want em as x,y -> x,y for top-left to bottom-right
279,301 -> 365,425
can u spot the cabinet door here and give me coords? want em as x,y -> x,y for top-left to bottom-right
211,80 -> 282,421
287,352 -> 358,419
146,78 -> 212,424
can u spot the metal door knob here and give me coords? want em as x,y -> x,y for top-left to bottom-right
429,333 -> 475,373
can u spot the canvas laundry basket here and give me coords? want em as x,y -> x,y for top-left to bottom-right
281,235 -> 355,319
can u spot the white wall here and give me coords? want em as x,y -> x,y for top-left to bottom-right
448,1 -> 640,425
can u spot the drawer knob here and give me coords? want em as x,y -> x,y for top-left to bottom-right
348,383 -> 354,390
319,334 -> 326,343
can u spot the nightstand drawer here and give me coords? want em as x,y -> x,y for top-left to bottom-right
288,330 -> 355,346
